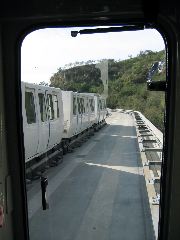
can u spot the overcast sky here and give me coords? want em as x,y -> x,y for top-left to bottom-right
21,27 -> 165,84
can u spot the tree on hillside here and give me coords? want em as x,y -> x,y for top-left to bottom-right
49,50 -> 165,131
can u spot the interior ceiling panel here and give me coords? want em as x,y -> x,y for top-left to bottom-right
0,0 -> 144,19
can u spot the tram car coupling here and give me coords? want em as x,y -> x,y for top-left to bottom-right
21,82 -> 107,180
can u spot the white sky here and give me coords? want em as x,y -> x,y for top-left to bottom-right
21,27 -> 165,84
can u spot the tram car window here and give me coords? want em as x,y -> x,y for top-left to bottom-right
52,95 -> 59,119
73,96 -> 77,115
86,97 -> 89,113
89,98 -> 95,112
81,98 -> 83,113
25,91 -> 36,124
83,98 -> 85,113
77,97 -> 81,114
89,99 -> 92,112
79,98 -> 82,113
47,94 -> 55,120
38,93 -> 46,122
80,98 -> 84,113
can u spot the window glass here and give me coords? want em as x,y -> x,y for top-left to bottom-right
77,97 -> 81,114
89,99 -> 91,112
86,98 -> 89,113
47,94 -> 54,120
92,100 -> 95,112
73,96 -> 76,115
81,98 -> 83,113
52,95 -> 59,118
80,98 -> 82,113
82,98 -> 85,113
79,98 -> 84,114
98,99 -> 102,110
38,93 -> 46,122
89,99 -> 95,112
25,91 -> 36,124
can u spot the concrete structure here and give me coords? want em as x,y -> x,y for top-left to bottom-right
27,112 -> 155,240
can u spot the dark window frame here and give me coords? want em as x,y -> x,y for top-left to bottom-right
25,91 -> 36,124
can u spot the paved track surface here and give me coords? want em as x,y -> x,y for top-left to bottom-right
28,112 -> 155,240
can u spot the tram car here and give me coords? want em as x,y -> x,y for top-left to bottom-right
58,91 -> 107,140
62,91 -> 96,139
22,82 -> 107,165
21,82 -> 64,163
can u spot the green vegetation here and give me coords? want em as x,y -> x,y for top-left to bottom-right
50,50 -> 165,131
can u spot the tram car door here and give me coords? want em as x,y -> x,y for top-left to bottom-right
36,87 -> 50,155
46,89 -> 63,149
22,82 -> 39,161
77,95 -> 83,133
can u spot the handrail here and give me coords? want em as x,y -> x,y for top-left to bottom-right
134,111 -> 163,146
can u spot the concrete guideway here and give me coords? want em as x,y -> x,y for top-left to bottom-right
28,112 -> 155,240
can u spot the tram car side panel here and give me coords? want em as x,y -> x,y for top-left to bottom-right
22,82 -> 64,163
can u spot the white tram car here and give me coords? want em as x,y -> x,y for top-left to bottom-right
22,82 -> 107,165
62,92 -> 107,139
62,91 -> 96,139
21,82 -> 64,163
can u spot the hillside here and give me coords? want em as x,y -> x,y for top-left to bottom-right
50,50 -> 165,131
